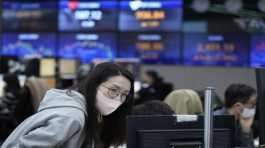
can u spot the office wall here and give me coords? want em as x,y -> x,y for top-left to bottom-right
142,65 -> 256,101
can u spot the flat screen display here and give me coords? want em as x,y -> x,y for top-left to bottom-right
58,59 -> 77,76
250,34 -> 265,67
58,33 -> 116,63
2,33 -> 56,58
183,33 -> 249,67
2,1 -> 57,31
40,58 -> 56,77
119,32 -> 181,64
119,0 -> 183,32
59,1 -> 117,31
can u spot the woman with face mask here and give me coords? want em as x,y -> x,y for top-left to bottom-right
214,83 -> 257,148
1,62 -> 134,148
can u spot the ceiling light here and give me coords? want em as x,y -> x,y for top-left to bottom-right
224,0 -> 243,14
191,0 -> 210,13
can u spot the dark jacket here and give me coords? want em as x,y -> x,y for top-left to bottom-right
214,107 -> 254,148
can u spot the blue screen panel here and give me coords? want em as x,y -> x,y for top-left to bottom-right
184,33 -> 249,67
58,33 -> 116,63
119,0 -> 183,32
2,2 -> 57,31
251,34 -> 265,67
59,1 -> 117,31
2,33 -> 56,57
119,32 -> 181,64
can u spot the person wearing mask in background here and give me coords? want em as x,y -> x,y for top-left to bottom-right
164,89 -> 203,115
135,70 -> 173,105
214,83 -> 256,148
1,62 -> 134,148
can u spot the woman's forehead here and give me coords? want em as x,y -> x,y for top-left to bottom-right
105,76 -> 131,90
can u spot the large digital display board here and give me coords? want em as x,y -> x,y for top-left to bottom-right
58,33 -> 117,63
2,33 -> 56,58
119,0 -> 183,32
59,1 -> 117,31
2,1 -> 57,31
119,32 -> 181,64
184,33 -> 249,67
250,34 -> 265,67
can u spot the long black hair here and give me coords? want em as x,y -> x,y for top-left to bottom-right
225,83 -> 256,108
76,62 -> 134,147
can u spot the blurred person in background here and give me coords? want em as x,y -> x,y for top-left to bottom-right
135,70 -> 173,105
214,83 -> 256,148
164,89 -> 203,115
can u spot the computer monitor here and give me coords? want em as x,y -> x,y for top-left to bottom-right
58,59 -> 77,78
255,68 -> 265,145
127,115 -> 235,148
39,58 -> 56,77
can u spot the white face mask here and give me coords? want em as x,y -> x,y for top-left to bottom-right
96,90 -> 123,116
241,107 -> 256,118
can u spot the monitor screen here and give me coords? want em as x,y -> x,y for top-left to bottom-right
255,68 -> 265,145
39,58 -> 56,77
2,33 -> 56,58
58,59 -> 77,77
2,1 -> 57,31
58,33 -> 116,63
59,1 -> 117,31
251,34 -> 265,67
119,0 -> 183,32
183,33 -> 249,67
127,115 -> 235,148
119,32 -> 181,64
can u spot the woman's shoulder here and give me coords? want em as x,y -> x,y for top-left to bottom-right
36,104 -> 87,127
38,89 -> 87,117
1,108 -> 86,148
